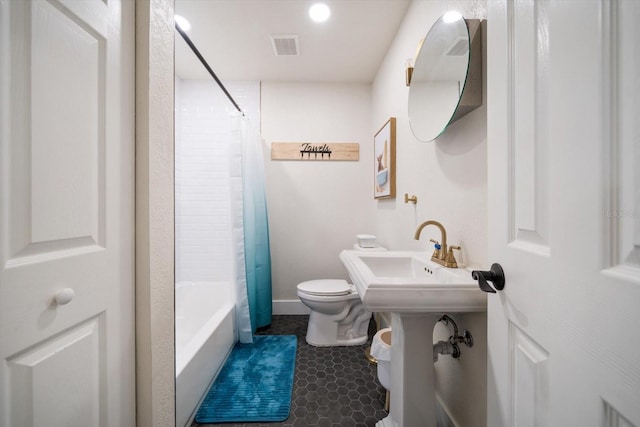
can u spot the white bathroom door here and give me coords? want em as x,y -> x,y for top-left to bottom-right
0,1 -> 135,426
487,1 -> 640,426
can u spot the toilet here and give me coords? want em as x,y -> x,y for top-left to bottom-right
297,279 -> 371,346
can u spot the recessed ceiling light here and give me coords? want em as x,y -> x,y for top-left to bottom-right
442,11 -> 463,23
309,3 -> 331,23
175,15 -> 192,32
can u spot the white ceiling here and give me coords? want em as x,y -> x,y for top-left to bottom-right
174,0 -> 411,83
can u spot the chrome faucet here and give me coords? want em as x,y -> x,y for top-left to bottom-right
414,220 -> 460,268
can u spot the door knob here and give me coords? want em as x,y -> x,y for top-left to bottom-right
471,264 -> 505,293
55,288 -> 75,305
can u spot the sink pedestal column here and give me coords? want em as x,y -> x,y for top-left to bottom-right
376,313 -> 440,427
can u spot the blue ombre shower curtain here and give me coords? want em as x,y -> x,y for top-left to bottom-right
230,113 -> 272,341
240,121 -> 273,332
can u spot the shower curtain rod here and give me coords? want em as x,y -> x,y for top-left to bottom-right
175,23 -> 245,116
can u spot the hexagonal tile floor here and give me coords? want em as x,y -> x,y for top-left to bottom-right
193,315 -> 388,427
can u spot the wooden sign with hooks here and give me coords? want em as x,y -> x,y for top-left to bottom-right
271,142 -> 359,161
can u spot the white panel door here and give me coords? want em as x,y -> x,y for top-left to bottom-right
0,0 -> 135,426
487,0 -> 640,426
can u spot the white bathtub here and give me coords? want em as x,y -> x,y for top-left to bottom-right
175,281 -> 235,427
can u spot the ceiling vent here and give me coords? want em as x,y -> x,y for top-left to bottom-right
271,34 -> 299,56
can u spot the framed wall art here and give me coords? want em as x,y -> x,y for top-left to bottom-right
373,117 -> 396,199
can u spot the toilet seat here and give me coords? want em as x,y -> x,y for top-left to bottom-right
297,278 -> 370,346
297,279 -> 351,296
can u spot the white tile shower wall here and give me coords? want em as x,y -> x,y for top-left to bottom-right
175,79 -> 260,282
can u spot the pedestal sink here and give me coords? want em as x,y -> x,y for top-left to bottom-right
339,250 -> 486,427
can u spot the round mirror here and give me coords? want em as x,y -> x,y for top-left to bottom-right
408,14 -> 472,142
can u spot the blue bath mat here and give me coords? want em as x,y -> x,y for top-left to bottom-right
195,335 -> 297,423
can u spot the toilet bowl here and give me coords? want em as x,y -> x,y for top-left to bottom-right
297,279 -> 371,346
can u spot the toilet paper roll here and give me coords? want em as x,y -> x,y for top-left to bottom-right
370,327 -> 392,362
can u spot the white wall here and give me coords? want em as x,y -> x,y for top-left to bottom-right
371,1 -> 488,426
174,79 -> 260,283
261,83 -> 375,302
259,2 -> 488,424
372,0 -> 487,267
135,0 -> 175,425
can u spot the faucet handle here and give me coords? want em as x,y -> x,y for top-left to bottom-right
445,245 -> 461,268
429,239 -> 441,259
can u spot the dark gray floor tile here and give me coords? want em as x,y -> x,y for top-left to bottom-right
194,315 -> 388,427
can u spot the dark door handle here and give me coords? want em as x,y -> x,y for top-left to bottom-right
471,263 -> 505,293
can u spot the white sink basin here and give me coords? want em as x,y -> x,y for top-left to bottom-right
340,249 -> 487,426
339,250 -> 486,313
